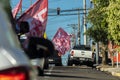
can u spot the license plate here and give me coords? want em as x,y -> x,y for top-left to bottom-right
49,59 -> 54,62
79,58 -> 85,60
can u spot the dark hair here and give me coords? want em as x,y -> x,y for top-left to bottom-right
20,21 -> 29,34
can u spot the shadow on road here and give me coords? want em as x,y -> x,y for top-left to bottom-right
44,74 -> 95,79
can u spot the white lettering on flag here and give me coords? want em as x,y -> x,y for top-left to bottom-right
17,0 -> 48,37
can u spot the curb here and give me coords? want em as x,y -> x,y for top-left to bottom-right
111,72 -> 120,77
97,67 -> 120,78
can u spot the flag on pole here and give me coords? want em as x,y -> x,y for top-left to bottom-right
12,0 -> 22,18
52,28 -> 71,55
17,0 -> 48,37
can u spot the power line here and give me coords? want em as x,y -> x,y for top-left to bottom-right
48,8 -> 90,13
48,13 -> 86,16
61,8 -> 90,12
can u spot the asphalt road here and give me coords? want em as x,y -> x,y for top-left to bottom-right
38,65 -> 120,80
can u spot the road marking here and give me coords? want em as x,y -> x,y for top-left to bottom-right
44,66 -> 54,78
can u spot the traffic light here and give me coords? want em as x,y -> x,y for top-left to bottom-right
57,7 -> 60,15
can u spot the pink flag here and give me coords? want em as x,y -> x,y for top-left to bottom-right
12,0 -> 22,18
52,28 -> 71,55
17,0 -> 48,37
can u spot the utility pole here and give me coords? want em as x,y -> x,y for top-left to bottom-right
89,0 -> 99,65
78,8 -> 80,45
67,24 -> 77,47
83,0 -> 87,45
96,42 -> 99,65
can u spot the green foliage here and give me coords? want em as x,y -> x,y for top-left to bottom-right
106,0 -> 120,45
87,0 -> 120,65
92,0 -> 109,7
87,0 -> 120,52
86,0 -> 109,45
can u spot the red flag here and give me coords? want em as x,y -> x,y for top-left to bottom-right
52,28 -> 71,55
17,0 -> 48,37
12,0 -> 22,18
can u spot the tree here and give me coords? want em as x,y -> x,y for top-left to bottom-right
86,0 -> 109,65
106,0 -> 120,67
106,0 -> 120,47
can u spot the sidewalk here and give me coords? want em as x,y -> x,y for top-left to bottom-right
96,64 -> 120,78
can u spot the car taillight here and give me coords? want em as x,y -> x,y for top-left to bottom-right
58,53 -> 61,57
71,51 -> 74,56
0,66 -> 29,80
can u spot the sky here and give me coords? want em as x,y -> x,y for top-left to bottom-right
11,0 -> 92,65
47,0 -> 91,45
10,0 -> 92,45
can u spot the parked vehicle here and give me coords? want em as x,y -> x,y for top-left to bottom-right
0,6 -> 37,80
48,50 -> 62,66
68,45 -> 95,67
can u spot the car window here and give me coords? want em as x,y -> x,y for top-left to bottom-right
73,45 -> 91,51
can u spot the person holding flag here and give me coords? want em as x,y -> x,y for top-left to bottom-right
16,0 -> 48,49
15,0 -> 56,76
17,0 -> 48,38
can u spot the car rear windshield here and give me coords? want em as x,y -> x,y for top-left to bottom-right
73,45 -> 91,51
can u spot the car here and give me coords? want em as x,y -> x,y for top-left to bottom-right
68,45 -> 95,67
0,5 -> 37,80
48,50 -> 62,66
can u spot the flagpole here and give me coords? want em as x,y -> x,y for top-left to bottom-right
20,0 -> 22,15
